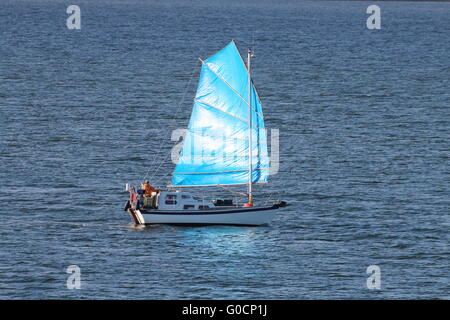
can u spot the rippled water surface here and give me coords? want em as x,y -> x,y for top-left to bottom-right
0,0 -> 449,299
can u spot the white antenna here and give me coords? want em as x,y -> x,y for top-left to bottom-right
252,31 -> 255,56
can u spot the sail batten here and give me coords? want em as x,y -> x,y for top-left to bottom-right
194,99 -> 265,130
200,59 -> 264,120
171,41 -> 269,187
194,99 -> 249,125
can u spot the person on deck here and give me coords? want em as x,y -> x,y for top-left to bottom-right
141,180 -> 158,196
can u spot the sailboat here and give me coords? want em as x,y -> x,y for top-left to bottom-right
124,40 -> 286,226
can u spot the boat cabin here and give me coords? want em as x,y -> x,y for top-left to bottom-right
153,191 -> 215,211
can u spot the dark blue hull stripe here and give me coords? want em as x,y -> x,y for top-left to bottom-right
140,204 -> 280,215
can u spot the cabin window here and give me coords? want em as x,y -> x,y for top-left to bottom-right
181,195 -> 191,199
198,205 -> 210,210
183,205 -> 195,210
164,194 -> 177,205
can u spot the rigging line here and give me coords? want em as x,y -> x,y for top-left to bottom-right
137,74 -> 173,186
266,186 -> 281,205
143,62 -> 199,183
218,184 -> 248,197
199,59 -> 265,120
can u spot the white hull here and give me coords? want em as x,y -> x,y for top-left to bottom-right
128,206 -> 278,226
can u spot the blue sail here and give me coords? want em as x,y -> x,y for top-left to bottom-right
171,41 -> 269,187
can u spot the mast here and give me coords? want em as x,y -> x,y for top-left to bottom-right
247,48 -> 253,206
